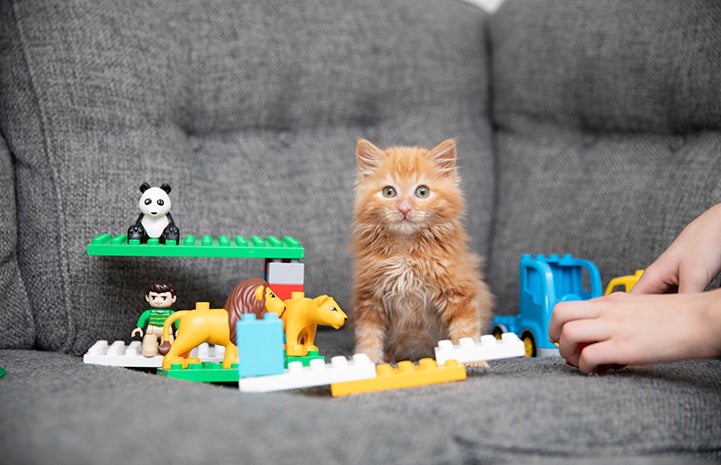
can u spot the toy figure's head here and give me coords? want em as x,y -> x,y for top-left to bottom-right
138,183 -> 172,218
145,281 -> 177,308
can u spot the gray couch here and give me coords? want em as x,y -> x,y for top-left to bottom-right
2,0 -> 720,463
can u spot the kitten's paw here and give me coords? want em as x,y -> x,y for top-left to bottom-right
355,347 -> 384,364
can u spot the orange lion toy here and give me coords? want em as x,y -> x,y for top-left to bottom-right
273,291 -> 348,357
158,278 -> 285,369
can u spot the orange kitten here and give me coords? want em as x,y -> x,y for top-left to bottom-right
351,139 -> 493,363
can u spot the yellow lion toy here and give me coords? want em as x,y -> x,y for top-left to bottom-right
273,292 -> 347,356
158,278 -> 285,369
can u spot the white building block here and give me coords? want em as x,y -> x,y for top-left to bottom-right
239,353 -> 376,393
83,340 -> 225,368
266,262 -> 305,284
434,333 -> 525,365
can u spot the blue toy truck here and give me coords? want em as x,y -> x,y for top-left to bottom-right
490,254 -> 602,357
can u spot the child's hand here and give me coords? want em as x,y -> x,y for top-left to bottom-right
549,290 -> 721,374
632,203 -> 721,295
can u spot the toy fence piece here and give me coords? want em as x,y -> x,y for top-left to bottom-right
434,333 -> 526,366
83,340 -> 225,368
330,358 -> 467,397
238,354 -> 376,393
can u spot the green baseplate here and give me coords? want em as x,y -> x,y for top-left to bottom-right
87,234 -> 304,259
89,232 -> 310,383
157,351 -> 325,382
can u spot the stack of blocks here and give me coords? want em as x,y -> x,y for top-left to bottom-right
266,262 -> 304,301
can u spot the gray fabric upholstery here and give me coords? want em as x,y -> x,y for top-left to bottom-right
0,136 -> 34,347
488,0 -> 721,311
1,0 -> 720,463
0,0 -> 494,354
3,333 -> 721,464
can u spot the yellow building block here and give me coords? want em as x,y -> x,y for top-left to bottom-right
330,358 -> 466,397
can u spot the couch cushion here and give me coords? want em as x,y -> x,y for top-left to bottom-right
2,343 -> 720,464
0,138 -> 34,348
337,357 -> 721,462
487,0 -> 721,310
0,348 -> 465,465
0,0 -> 494,354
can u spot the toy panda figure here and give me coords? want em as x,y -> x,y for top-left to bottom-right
127,183 -> 180,244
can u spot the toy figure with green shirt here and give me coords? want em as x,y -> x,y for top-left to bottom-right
131,281 -> 179,357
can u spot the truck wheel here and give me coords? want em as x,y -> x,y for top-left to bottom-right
492,326 -> 505,340
521,332 -> 536,358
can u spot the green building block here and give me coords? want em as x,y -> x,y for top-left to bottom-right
156,352 -> 328,381
87,233 -> 304,259
285,350 -> 325,368
157,362 -> 240,383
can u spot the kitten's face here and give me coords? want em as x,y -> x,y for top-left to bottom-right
354,140 -> 465,235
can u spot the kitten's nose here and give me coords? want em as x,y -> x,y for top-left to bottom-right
398,199 -> 413,217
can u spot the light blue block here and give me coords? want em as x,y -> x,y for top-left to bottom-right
237,313 -> 285,377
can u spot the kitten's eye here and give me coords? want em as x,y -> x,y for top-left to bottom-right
382,186 -> 397,198
415,185 -> 431,199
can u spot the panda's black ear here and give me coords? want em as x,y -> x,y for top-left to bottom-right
160,183 -> 171,194
140,182 -> 151,193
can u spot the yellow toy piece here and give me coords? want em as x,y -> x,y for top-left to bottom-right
275,292 -> 347,357
604,269 -> 645,295
330,358 -> 467,397
158,278 -> 285,370
159,302 -> 233,369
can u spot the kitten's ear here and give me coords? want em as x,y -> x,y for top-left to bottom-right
429,139 -> 457,176
356,139 -> 385,176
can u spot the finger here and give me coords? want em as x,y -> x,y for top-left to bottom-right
549,301 -> 601,343
576,340 -> 617,374
556,319 -> 610,367
677,262 -> 713,293
630,264 -> 677,295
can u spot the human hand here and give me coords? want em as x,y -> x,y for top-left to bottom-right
131,327 -> 143,338
549,290 -> 721,374
632,203 -> 721,295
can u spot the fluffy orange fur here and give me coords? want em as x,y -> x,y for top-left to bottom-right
351,139 -> 493,363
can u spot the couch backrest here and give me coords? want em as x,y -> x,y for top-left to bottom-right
0,0 -> 494,354
488,0 -> 721,313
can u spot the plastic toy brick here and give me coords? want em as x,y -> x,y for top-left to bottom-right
83,340 -> 225,368
330,358 -> 467,397
266,283 -> 304,301
266,261 -> 304,300
236,313 -> 285,378
87,233 -> 304,260
285,350 -> 325,368
434,333 -> 526,365
157,362 -> 240,383
266,262 -> 305,285
604,269 -> 645,295
239,354 -> 376,393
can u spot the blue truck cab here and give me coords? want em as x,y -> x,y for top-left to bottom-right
491,254 -> 602,357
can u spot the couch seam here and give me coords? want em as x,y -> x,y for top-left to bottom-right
12,0 -> 74,352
